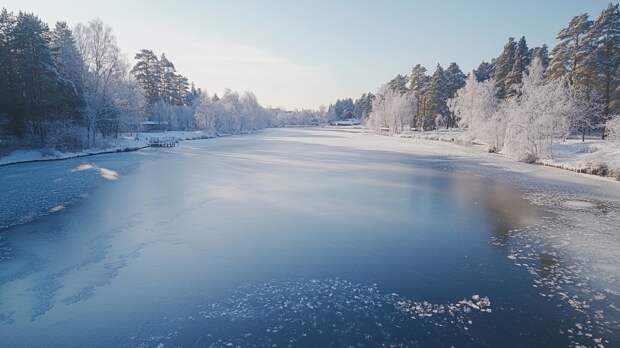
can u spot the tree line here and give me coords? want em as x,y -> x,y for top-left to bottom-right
0,9 -> 144,149
453,3 -> 620,162
0,8 -> 316,152
335,3 -> 619,152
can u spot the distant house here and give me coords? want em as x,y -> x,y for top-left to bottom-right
140,121 -> 169,132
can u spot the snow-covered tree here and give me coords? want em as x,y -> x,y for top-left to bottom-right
77,28 -> 149,139
112,76 -> 146,134
272,108 -> 323,126
449,73 -> 502,151
192,92 -> 212,132
569,88 -> 603,141
587,3 -> 620,124
327,98 -> 355,121
188,88 -> 275,135
605,115 -> 620,141
503,58 -> 574,161
75,19 -> 114,137
367,86 -> 417,135
353,92 -> 375,120
530,45 -> 550,69
50,21 -> 84,99
386,74 -> 409,95
474,61 -> 495,82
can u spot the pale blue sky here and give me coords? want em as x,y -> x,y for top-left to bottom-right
3,0 -> 615,109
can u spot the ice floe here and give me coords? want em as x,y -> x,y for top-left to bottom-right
493,191 -> 620,348
131,278 -> 493,347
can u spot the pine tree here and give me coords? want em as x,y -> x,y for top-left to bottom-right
546,14 -> 593,89
426,64 -> 448,129
444,63 -> 466,127
131,49 -> 161,108
445,63 -> 466,98
506,36 -> 530,97
409,64 -> 430,128
494,37 -> 517,98
173,74 -> 190,105
187,82 -> 201,105
50,22 -> 84,106
354,92 -> 375,120
387,74 -> 409,95
0,8 -> 17,133
530,45 -> 550,69
159,53 -> 176,104
474,61 -> 495,82
11,12 -> 74,142
331,98 -> 355,120
587,3 -> 620,120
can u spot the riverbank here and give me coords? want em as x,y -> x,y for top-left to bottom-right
375,127 -> 620,181
4,126 -> 619,184
0,130 -> 216,167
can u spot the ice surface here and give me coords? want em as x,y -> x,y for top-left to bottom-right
130,278 -> 492,348
0,128 -> 618,347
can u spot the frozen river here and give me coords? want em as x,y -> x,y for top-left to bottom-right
0,128 -> 618,347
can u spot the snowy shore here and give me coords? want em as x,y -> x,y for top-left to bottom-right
0,130 -> 216,167
3,126 -> 620,183
396,128 -> 620,181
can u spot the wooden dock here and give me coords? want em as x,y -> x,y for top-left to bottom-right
148,137 -> 177,148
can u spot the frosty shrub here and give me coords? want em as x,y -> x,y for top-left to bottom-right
606,116 -> 620,141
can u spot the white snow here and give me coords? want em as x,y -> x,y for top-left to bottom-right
387,128 -> 620,181
541,138 -> 620,179
0,130 -> 216,166
278,127 -> 620,189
